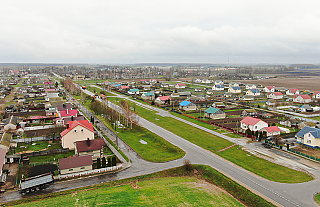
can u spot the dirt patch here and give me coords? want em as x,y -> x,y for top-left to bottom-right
294,145 -> 320,159
241,76 -> 320,92
131,181 -> 140,189
185,179 -> 229,196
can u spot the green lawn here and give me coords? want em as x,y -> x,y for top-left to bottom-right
29,150 -> 75,163
16,177 -> 244,206
217,146 -> 313,183
315,193 -> 320,206
118,126 -> 185,162
8,165 -> 275,207
14,140 -> 63,154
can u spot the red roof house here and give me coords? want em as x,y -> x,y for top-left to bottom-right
293,94 -> 312,104
75,139 -> 105,160
240,116 -> 268,132
60,120 -> 95,149
59,109 -> 78,118
261,126 -> 281,136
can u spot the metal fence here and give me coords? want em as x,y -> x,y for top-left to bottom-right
55,164 -> 123,180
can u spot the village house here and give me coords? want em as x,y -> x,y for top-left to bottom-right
299,105 -> 313,112
75,138 -> 105,160
215,80 -> 224,85
296,126 -> 320,148
141,92 -> 155,101
260,126 -> 281,137
228,86 -> 241,94
240,116 -> 268,132
280,118 -> 302,127
264,86 -> 275,93
212,84 -> 224,91
59,155 -> 93,175
60,120 -> 95,149
298,121 -> 316,129
286,89 -> 299,96
246,89 -> 260,96
267,92 -> 283,100
293,94 -> 312,104
212,102 -> 225,108
120,85 -> 130,91
242,109 -> 257,117
204,107 -> 226,119
58,109 -> 79,119
228,82 -> 239,88
242,95 -> 254,101
245,84 -> 257,90
128,88 -> 139,95
175,83 -> 186,89
313,91 -> 320,99
155,96 -> 171,105
179,101 -> 197,111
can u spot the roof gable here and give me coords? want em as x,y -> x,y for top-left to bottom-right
241,116 -> 263,125
60,109 -> 78,117
76,139 -> 105,152
60,120 -> 94,137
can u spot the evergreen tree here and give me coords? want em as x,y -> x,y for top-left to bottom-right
107,157 -> 112,167
112,157 -> 116,166
97,158 -> 101,169
102,157 -> 106,168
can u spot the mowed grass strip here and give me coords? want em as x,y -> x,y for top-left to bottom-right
118,126 -> 185,162
217,146 -> 313,183
135,105 -> 234,152
315,193 -> 320,206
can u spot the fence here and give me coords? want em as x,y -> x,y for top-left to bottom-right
287,148 -> 320,162
23,148 -> 69,157
55,164 -> 123,180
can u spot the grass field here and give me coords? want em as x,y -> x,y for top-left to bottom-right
15,177 -> 244,206
7,165 -> 275,207
118,126 -> 185,162
217,146 -> 313,183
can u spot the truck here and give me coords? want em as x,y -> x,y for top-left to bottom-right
81,86 -> 86,89
20,173 -> 54,195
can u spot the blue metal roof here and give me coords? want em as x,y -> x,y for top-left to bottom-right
232,86 -> 241,90
179,101 -> 192,106
296,126 -> 320,137
250,89 -> 260,93
215,85 -> 224,88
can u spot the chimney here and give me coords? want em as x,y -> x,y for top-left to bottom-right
87,138 -> 91,147
63,103 -> 65,108
71,116 -> 74,121
67,109 -> 69,114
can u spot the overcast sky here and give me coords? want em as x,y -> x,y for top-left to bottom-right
1,0 -> 320,64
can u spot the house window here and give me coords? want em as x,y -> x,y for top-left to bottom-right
80,167 -> 85,169
74,130 -> 78,132
81,129 -> 84,132
307,140 -> 311,144
255,126 -> 257,129
69,169 -> 73,171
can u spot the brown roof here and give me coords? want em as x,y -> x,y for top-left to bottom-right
64,115 -> 85,126
58,155 -> 93,170
57,103 -> 74,111
76,139 -> 105,152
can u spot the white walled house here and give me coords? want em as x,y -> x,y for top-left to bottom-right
240,116 -> 268,132
246,84 -> 257,90
60,120 -> 95,149
59,155 -> 93,175
286,89 -> 299,96
246,89 -> 260,96
267,92 -> 283,100
212,85 -> 224,91
296,126 -> 320,148
313,91 -> 320,99
175,83 -> 186,89
228,86 -> 241,94
260,126 -> 281,137
293,94 -> 312,104
264,86 -> 275,93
